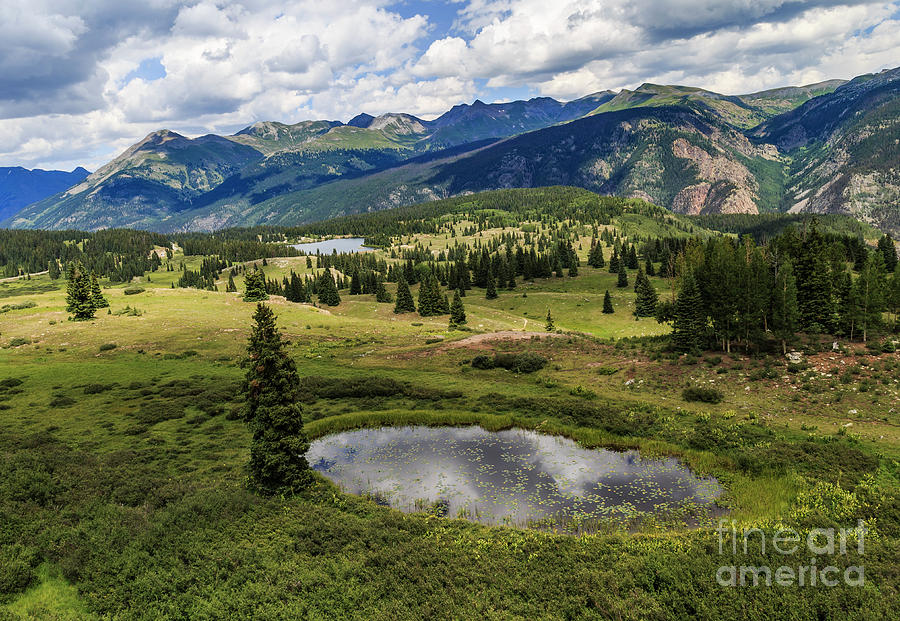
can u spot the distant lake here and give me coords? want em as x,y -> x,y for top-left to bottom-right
290,237 -> 371,254
308,425 -> 723,531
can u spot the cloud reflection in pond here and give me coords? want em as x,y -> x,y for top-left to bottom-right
308,426 -> 722,528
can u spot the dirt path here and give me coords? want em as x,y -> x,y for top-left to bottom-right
0,270 -> 49,283
443,330 -> 567,349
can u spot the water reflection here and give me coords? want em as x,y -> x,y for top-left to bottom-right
308,426 -> 722,529
290,237 -> 369,254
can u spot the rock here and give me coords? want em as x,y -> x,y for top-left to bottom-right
786,351 -> 803,363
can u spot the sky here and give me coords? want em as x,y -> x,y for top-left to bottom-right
0,0 -> 898,171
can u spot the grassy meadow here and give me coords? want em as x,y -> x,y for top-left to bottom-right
1,219 -> 899,619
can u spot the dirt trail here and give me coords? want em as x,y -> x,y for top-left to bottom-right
0,270 -> 49,283
443,330 -> 567,349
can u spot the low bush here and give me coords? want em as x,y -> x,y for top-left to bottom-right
682,386 -> 724,404
123,287 -> 146,295
0,301 -> 37,313
99,343 -> 117,352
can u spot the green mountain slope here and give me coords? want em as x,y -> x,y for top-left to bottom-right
751,67 -> 900,233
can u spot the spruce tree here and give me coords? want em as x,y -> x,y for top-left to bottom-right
672,272 -> 705,353
350,271 -> 361,295
418,273 -> 447,316
375,278 -> 393,303
616,260 -> 628,288
602,290 -> 614,314
243,267 -> 269,302
545,309 -> 555,332
854,253 -> 887,342
66,261 -> 95,321
449,290 -> 467,328
394,277 -> 416,313
90,273 -> 109,309
634,269 -> 658,317
48,260 -> 61,280
317,270 -> 341,306
241,303 -> 310,494
772,260 -> 799,354
485,269 -> 498,299
226,272 -> 237,293
878,234 -> 898,272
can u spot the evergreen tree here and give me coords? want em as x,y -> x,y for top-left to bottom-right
350,271 -> 361,295
449,290 -> 467,328
90,273 -> 109,309
65,261 -> 95,320
485,268 -> 498,299
545,309 -> 555,332
226,272 -> 237,293
609,247 -> 619,273
625,245 -> 639,269
602,290 -> 614,314
795,223 -> 833,333
418,273 -> 447,316
243,267 -> 269,302
634,269 -> 658,317
772,260 -> 800,354
394,277 -> 416,313
317,270 -> 341,306
241,303 -> 310,494
587,241 -> 605,268
48,260 -> 61,280
645,257 -> 655,277
854,254 -> 887,342
616,260 -> 628,288
878,234 -> 898,272
672,272 -> 705,353
375,278 -> 393,303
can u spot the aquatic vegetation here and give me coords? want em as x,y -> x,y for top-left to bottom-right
308,425 -> 722,533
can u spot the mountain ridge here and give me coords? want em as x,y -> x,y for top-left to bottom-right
7,68 -> 898,233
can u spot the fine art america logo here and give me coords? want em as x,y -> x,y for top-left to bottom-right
716,520 -> 867,587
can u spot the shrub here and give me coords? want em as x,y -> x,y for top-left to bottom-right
7,338 -> 30,348
0,378 -> 23,389
48,396 -> 76,407
0,301 -> 37,313
84,383 -> 115,395
123,287 -> 146,295
471,355 -> 495,370
99,343 -> 117,351
595,366 -> 619,375
682,386 -> 724,404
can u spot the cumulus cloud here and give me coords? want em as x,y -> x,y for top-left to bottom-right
0,0 -> 897,170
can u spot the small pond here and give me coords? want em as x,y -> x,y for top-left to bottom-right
308,426 -> 723,530
290,237 -> 370,254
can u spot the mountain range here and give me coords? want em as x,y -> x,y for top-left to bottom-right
4,66 -> 899,234
0,166 -> 90,223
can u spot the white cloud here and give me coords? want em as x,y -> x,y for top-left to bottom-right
0,0 -> 897,170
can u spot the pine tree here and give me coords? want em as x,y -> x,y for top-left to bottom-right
545,309 -> 555,332
48,260 -> 61,280
772,260 -> 799,354
485,269 -> 498,299
672,272 -> 705,353
449,290 -> 467,328
394,277 -> 416,313
66,261 -> 95,321
317,270 -> 341,306
878,234 -> 898,272
616,260 -> 628,288
608,247 -> 619,273
90,273 -> 109,309
854,253 -> 887,342
243,267 -> 269,302
241,303 -> 310,494
634,269 -> 658,317
226,272 -> 237,293
602,290 -> 614,314
350,271 -> 361,295
375,278 -> 393,303
418,273 -> 447,316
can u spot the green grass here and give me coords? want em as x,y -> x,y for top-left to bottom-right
4,565 -> 96,620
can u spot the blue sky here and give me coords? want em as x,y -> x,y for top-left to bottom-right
0,0 -> 898,170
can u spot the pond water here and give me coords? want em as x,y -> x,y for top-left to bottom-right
290,237 -> 370,254
308,426 -> 722,530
